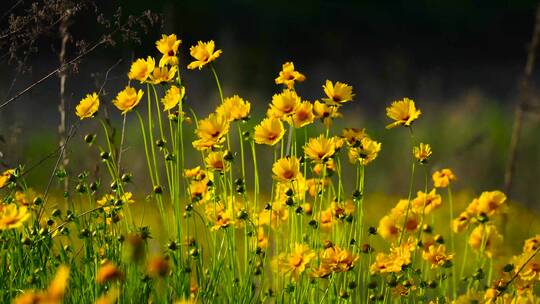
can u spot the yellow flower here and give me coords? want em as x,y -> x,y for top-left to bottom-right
13,265 -> 70,304
205,201 -> 238,231
187,40 -> 222,70
258,201 -> 289,229
128,56 -> 155,82
319,208 -> 334,231
14,189 -> 38,206
275,62 -> 306,89
512,251 -> 540,281
267,89 -> 301,119
75,92 -> 99,119
411,189 -> 442,214
0,204 -> 30,230
216,95 -> 251,122
313,100 -> 342,128
476,190 -> 506,216
113,86 -> 144,114
273,243 -> 316,280
0,169 -> 15,189
385,97 -> 421,129
205,151 -> 230,172
341,128 -> 366,145
453,211 -> 471,233
370,239 -> 416,274
319,245 -> 359,273
256,227 -> 269,249
304,135 -> 337,163
378,214 -> 401,241
161,85 -> 185,111
192,113 -> 230,151
322,80 -> 354,105
47,265 -> 70,301
413,143 -> 432,163
469,224 -> 503,258
156,34 -> 181,66
146,255 -> 171,278
313,158 -> 336,176
150,65 -> 178,84
523,234 -> 540,253
253,117 -> 285,146
97,262 -> 124,284
422,244 -> 453,268
432,168 -> 456,188
291,101 -> 314,128
272,156 -> 301,182
347,137 -> 382,165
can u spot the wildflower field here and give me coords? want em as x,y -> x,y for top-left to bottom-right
1,16 -> 540,304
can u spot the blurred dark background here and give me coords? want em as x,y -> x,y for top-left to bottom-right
0,0 -> 539,208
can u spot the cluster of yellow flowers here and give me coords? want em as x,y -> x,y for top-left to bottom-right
453,190 -> 506,257
4,32 -> 538,303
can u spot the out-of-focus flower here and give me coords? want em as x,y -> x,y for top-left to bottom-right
468,224 -> 503,258
432,168 -> 456,188
0,204 -> 30,230
347,137 -> 381,166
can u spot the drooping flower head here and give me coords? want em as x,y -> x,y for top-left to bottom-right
187,40 -> 222,70
128,56 -> 155,83
113,86 -> 144,114
161,85 -> 185,111
386,97 -> 421,129
275,62 -> 306,89
216,95 -> 251,122
322,80 -> 354,105
75,92 -> 100,119
156,34 -> 181,66
254,117 -> 285,146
